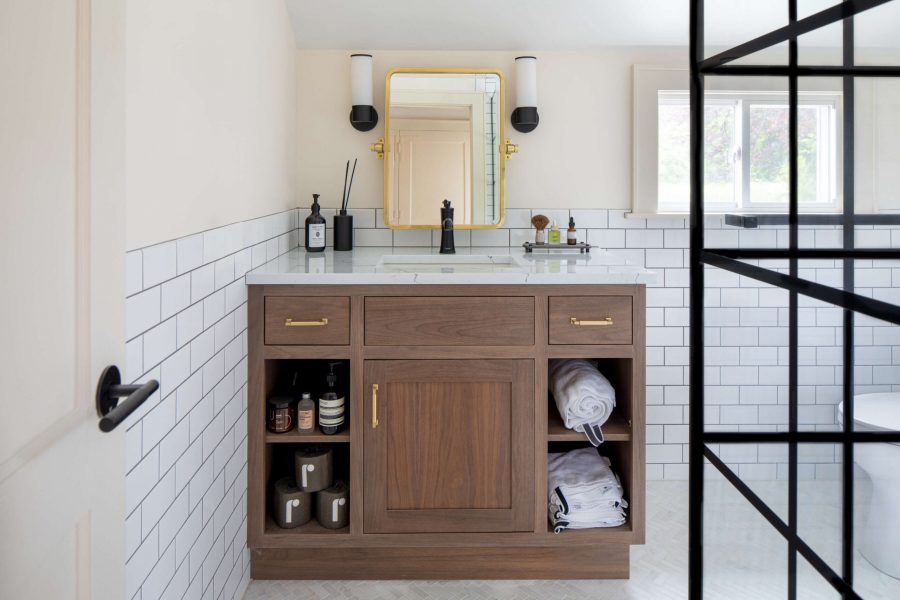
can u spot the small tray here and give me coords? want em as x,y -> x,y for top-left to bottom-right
522,242 -> 592,254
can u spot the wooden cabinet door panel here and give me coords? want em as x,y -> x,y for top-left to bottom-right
364,360 -> 534,533
386,381 -> 511,510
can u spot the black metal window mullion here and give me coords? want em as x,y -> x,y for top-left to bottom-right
688,0 -> 900,598
787,2 -> 799,597
841,2 -> 857,594
687,0 -> 705,597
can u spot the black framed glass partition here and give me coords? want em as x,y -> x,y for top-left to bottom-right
688,1 -> 900,598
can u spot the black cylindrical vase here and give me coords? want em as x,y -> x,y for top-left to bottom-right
333,212 -> 353,251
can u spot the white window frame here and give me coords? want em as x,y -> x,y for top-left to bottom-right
633,65 -> 848,217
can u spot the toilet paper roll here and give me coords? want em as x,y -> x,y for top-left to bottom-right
271,477 -> 312,528
316,480 -> 349,529
294,446 -> 333,492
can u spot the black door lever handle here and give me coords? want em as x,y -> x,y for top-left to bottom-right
96,365 -> 159,432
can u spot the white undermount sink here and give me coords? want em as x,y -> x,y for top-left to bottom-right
375,254 -> 524,273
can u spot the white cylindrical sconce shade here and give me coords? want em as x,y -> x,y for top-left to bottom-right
350,53 -> 373,106
512,56 -> 539,133
349,53 -> 378,131
515,56 -> 537,107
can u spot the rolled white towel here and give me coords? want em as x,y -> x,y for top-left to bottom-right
549,359 -> 616,446
548,448 -> 627,533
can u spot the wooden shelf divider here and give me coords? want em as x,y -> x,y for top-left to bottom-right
265,425 -> 350,444
547,406 -> 631,442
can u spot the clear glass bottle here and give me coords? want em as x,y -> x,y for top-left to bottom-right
297,392 -> 315,433
548,221 -> 561,244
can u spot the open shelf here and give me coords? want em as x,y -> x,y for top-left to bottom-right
546,357 -> 634,443
265,442 -> 351,536
547,408 -> 631,442
264,515 -> 349,536
263,358 -> 350,443
266,425 -> 349,444
546,442 -> 632,543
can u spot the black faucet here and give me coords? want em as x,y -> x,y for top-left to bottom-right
439,199 -> 455,254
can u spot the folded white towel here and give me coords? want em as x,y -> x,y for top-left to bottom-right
548,448 -> 627,533
549,359 -> 616,446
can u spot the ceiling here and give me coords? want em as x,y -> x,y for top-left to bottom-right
285,0 -> 900,51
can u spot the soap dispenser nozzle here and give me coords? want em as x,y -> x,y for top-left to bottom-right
326,362 -> 340,388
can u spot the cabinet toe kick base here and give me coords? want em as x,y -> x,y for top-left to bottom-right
250,544 -> 630,580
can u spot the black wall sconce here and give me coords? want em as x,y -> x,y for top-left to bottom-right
511,56 -> 539,133
350,53 -> 378,132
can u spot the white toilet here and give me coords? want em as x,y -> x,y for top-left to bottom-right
838,393 -> 900,579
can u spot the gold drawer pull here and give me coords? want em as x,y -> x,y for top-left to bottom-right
372,384 -> 379,429
285,317 -> 329,327
570,317 -> 613,326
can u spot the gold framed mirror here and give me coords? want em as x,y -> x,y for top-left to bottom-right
380,68 -> 506,229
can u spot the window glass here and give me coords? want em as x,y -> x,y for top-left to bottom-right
749,104 -> 789,205
657,92 -> 839,212
658,100 -> 737,211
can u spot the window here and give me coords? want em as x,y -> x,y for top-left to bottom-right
632,65 -> 848,216
656,91 -> 840,213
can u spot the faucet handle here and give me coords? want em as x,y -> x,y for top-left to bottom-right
442,199 -> 451,209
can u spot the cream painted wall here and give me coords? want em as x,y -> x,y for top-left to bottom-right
296,48 -> 682,212
297,47 -> 900,215
126,0 -> 298,250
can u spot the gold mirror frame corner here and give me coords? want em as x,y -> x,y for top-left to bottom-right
382,67 -> 507,230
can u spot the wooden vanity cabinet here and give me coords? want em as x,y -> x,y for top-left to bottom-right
247,284 -> 645,580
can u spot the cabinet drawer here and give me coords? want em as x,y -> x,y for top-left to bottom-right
364,297 -> 534,346
265,296 -> 350,345
549,296 -> 633,345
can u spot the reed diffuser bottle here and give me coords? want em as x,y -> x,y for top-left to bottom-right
335,159 -> 357,251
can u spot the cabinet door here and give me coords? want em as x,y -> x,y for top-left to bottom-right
364,359 -> 534,533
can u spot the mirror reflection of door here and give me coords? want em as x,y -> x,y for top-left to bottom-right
386,72 -> 501,227
392,110 -> 473,225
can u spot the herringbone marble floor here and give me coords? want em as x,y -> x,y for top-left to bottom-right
244,480 -> 900,599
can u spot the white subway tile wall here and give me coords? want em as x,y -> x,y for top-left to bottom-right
125,210 -> 298,600
128,206 -> 897,599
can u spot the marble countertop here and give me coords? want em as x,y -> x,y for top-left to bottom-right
246,247 -> 656,285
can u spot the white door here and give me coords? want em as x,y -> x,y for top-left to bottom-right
0,0 -> 127,598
